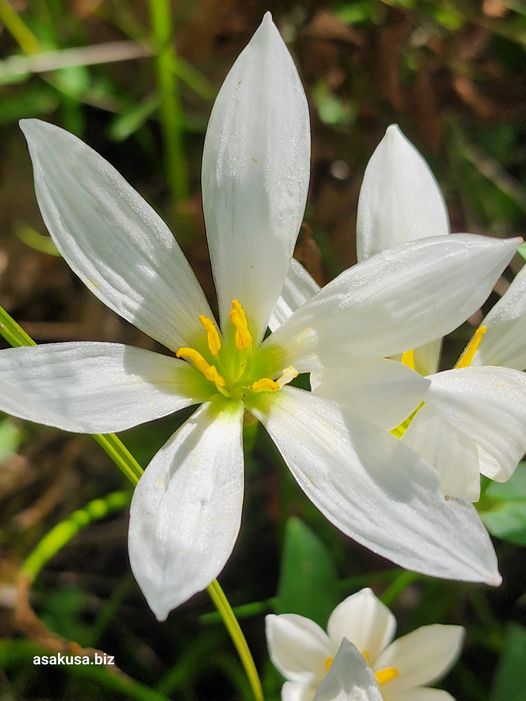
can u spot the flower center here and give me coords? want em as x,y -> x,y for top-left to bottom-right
176,299 -> 297,400
392,324 -> 487,438
324,652 -> 399,688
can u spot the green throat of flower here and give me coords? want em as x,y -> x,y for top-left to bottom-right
176,299 -> 297,401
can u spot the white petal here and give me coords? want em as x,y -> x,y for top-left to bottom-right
128,400 -> 244,620
412,339 -> 443,376
311,359 -> 430,430
264,235 -> 518,372
270,259 -> 320,332
266,614 -> 332,684
357,125 -> 449,262
313,639 -> 383,701
375,625 -> 464,692
0,342 -> 204,433
327,589 -> 396,662
20,119 -> 211,352
283,682 -> 317,701
392,687 -> 455,701
426,367 -> 526,483
389,689 -> 454,701
249,387 -> 500,585
402,404 -> 481,502
474,264 -> 526,370
202,13 -> 310,341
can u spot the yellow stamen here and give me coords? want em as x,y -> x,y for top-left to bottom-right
324,655 -> 333,672
391,401 -> 425,439
374,666 -> 399,686
276,365 -> 298,389
199,315 -> 221,356
251,378 -> 279,393
400,348 -> 416,370
455,325 -> 487,369
176,347 -> 226,388
230,299 -> 252,350
362,650 -> 371,664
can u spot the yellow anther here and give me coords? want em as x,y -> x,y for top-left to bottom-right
251,378 -> 280,393
176,347 -> 226,388
362,650 -> 371,664
324,656 -> 333,672
204,365 -> 226,388
391,401 -> 424,439
455,325 -> 487,369
374,666 -> 399,686
199,315 -> 221,356
230,299 -> 252,350
400,348 -> 416,370
276,365 -> 299,389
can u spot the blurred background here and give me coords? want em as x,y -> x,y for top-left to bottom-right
1,1 -> 526,699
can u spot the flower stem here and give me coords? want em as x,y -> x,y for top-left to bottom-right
148,0 -> 188,210
0,304 -> 264,701
207,580 -> 265,701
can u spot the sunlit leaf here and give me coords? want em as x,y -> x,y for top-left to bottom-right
276,516 -> 339,626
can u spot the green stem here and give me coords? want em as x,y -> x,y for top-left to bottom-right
148,0 -> 188,209
21,491 -> 131,583
0,0 -> 40,54
380,570 -> 420,607
207,580 -> 264,701
0,304 -> 264,701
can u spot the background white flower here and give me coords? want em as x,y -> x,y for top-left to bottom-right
267,588 -> 464,701
353,124 -> 526,501
0,16 -> 518,620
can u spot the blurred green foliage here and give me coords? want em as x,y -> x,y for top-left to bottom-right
1,0 -> 526,700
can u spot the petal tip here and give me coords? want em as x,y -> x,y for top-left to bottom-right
385,123 -> 402,139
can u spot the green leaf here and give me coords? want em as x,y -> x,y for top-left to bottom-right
0,416 -> 22,461
480,463 -> 526,545
518,242 -> 526,262
491,625 -> 526,701
276,517 -> 339,627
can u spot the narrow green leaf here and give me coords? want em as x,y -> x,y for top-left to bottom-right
518,242 -> 526,261
276,517 -> 339,627
491,625 -> 526,701
480,463 -> 526,545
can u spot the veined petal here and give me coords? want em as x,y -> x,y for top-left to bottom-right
128,400 -> 244,620
313,639 -> 383,701
426,367 -> 526,483
357,125 -> 449,262
474,264 -> 526,370
311,359 -> 430,430
266,614 -> 332,684
202,13 -> 310,341
264,235 -> 519,372
327,589 -> 396,663
0,342 -> 206,433
249,387 -> 500,585
375,625 -> 464,692
270,259 -> 320,331
402,404 -> 481,502
20,119 -> 212,352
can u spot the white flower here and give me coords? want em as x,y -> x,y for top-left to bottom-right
350,125 -> 526,501
312,638 -> 383,701
0,15 -> 517,619
266,588 -> 464,701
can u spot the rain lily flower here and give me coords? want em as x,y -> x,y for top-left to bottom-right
266,587 -> 464,701
0,14 -> 518,619
352,125 -> 526,501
